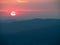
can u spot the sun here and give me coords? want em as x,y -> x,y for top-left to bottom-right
10,11 -> 16,16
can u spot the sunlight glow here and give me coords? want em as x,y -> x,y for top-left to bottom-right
16,0 -> 28,3
10,11 -> 16,16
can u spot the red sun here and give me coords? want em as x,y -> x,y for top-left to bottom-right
10,11 -> 16,16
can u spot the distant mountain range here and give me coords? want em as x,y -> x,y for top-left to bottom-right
0,18 -> 60,23
0,18 -> 60,33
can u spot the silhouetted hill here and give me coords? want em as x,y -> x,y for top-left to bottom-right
0,19 -> 60,45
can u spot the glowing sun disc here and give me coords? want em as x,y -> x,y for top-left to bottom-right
10,11 -> 16,16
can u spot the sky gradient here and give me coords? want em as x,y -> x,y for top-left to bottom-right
0,0 -> 60,20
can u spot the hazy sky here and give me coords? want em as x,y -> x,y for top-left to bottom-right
0,0 -> 60,20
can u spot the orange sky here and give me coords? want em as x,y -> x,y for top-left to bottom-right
0,0 -> 57,12
0,0 -> 29,4
0,0 -> 56,4
0,0 -> 59,19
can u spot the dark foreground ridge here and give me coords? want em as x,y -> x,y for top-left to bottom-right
0,19 -> 60,45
